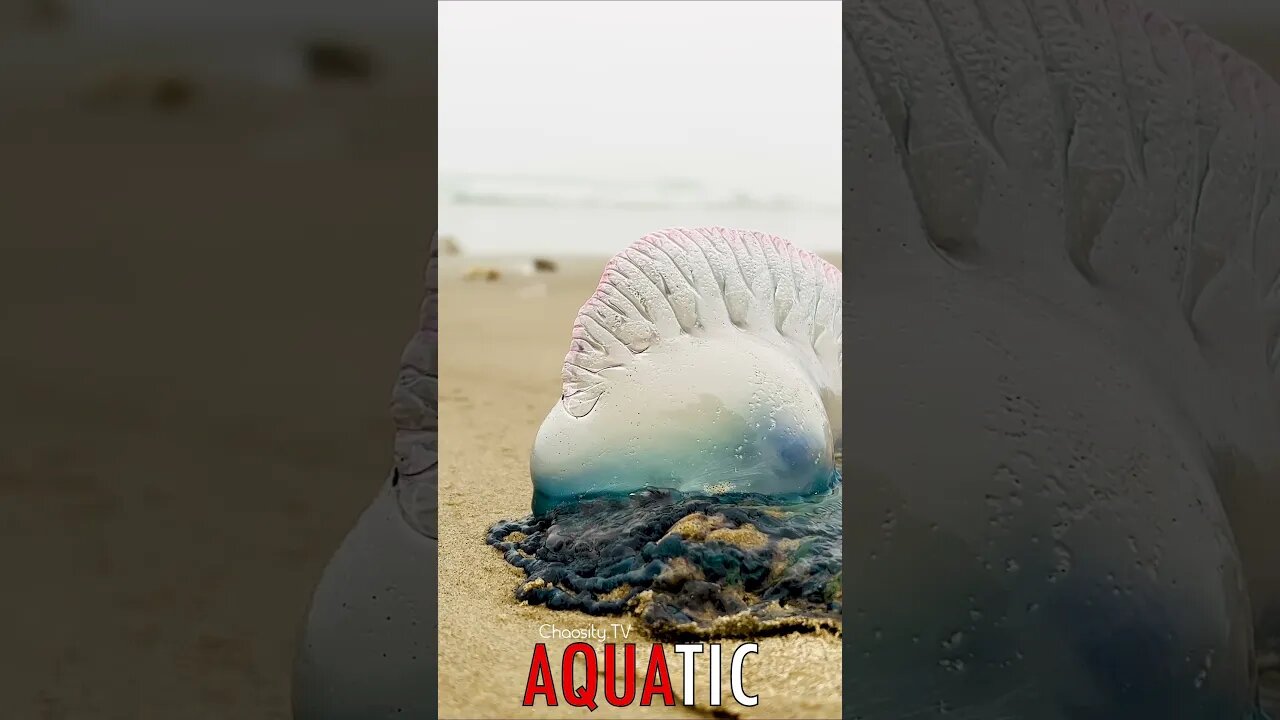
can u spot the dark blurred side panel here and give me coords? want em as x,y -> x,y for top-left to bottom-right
0,2 -> 435,717
1139,1 -> 1280,78
1197,24 -> 1280,80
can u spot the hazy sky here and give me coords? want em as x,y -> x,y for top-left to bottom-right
439,1 -> 842,202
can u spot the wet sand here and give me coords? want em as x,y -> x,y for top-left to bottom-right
437,254 -> 843,719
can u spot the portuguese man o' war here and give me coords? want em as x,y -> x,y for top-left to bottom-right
529,227 -> 842,515
842,0 -> 1279,717
489,229 -> 844,639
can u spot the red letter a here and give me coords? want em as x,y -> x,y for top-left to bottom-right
640,645 -> 676,706
523,643 -> 559,707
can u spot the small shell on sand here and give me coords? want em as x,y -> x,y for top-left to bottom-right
463,266 -> 501,282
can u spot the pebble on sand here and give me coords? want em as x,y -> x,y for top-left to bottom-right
464,267 -> 502,282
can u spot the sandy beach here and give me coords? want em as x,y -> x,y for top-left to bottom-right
436,254 -> 843,719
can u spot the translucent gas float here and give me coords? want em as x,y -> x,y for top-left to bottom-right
528,227 -> 841,514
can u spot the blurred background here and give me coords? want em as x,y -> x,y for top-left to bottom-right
1152,0 -> 1280,86
0,1 -> 432,718
439,0 -> 842,257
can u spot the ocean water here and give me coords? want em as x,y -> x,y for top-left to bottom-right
438,175 -> 841,257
